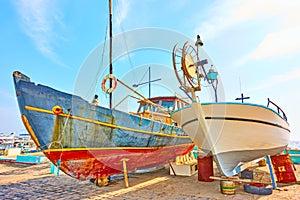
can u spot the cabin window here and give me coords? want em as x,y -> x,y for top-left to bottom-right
174,100 -> 178,110
161,101 -> 174,111
177,101 -> 181,109
137,104 -> 149,113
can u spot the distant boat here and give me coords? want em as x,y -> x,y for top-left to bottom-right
0,132 -> 35,153
12,0 -> 194,181
286,149 -> 300,164
171,41 -> 290,177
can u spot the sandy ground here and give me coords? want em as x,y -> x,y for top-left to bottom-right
0,159 -> 300,200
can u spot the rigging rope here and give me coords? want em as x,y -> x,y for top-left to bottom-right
46,109 -> 72,168
87,19 -> 109,100
115,0 -> 137,81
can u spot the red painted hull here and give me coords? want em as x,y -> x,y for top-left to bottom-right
44,144 -> 194,180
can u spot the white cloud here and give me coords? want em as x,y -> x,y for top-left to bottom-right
235,27 -> 300,66
196,0 -> 300,39
195,0 -> 300,62
194,0 -> 260,40
247,66 -> 300,92
15,0 -> 69,68
249,28 -> 300,60
114,0 -> 130,27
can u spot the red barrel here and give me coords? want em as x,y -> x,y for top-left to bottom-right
198,155 -> 214,182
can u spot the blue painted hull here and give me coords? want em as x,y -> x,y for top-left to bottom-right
286,149 -> 300,164
13,71 -> 193,179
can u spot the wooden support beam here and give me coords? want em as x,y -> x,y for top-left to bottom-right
169,161 -> 177,176
266,155 -> 277,189
121,158 -> 130,188
209,176 -> 271,185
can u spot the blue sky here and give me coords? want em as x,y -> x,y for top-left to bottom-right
1,0 -> 300,141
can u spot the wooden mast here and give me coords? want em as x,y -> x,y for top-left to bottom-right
109,0 -> 113,109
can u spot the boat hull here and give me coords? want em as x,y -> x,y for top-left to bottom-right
286,149 -> 300,164
44,145 -> 192,179
171,102 -> 290,177
13,71 -> 194,179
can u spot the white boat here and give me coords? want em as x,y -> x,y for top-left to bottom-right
171,102 -> 290,176
170,40 -> 290,177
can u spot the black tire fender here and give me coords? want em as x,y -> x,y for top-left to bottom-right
243,184 -> 273,195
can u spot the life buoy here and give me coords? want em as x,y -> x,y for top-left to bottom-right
101,74 -> 117,93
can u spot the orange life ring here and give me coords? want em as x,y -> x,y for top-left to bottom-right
101,74 -> 117,93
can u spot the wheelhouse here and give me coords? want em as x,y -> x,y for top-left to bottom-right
134,96 -> 190,124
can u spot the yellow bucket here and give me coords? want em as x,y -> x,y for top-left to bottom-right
220,181 -> 236,195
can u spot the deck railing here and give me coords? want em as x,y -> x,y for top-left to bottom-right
267,98 -> 287,121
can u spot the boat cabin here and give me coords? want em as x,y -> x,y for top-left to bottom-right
134,96 -> 190,125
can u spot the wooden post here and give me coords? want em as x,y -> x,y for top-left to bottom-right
121,158 -> 130,188
169,161 -> 177,176
56,159 -> 61,176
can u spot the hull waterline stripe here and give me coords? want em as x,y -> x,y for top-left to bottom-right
42,143 -> 194,153
206,116 -> 290,132
181,119 -> 198,128
182,116 -> 290,132
24,105 -> 190,139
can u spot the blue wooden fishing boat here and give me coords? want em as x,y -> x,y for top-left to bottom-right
12,0 -> 194,181
13,71 -> 194,180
